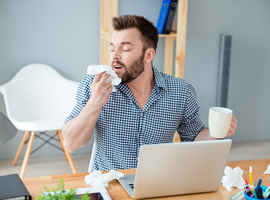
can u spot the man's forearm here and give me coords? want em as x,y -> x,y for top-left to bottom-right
194,128 -> 217,141
62,100 -> 101,153
62,72 -> 114,152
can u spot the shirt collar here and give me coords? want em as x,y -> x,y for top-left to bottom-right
152,65 -> 167,91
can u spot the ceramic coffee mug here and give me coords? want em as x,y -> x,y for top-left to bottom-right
208,107 -> 233,138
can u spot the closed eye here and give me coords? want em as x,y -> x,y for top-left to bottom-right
110,43 -> 115,52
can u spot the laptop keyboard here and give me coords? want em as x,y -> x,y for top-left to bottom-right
129,183 -> 134,189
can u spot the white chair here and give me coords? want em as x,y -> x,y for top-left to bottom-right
0,63 -> 79,178
88,141 -> 96,172
0,111 -> 17,145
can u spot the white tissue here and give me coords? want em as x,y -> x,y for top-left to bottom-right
85,170 -> 124,187
87,65 -> 122,92
264,164 -> 270,174
221,166 -> 245,192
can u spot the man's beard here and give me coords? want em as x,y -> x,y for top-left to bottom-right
112,52 -> 145,84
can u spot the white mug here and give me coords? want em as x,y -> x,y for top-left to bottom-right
208,107 -> 233,138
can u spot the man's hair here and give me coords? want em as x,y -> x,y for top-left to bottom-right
112,15 -> 159,52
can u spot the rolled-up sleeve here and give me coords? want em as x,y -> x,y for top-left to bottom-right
64,75 -> 94,123
177,84 -> 205,142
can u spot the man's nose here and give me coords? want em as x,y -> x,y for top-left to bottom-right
111,49 -> 121,60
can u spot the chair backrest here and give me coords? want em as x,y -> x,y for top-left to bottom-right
0,111 -> 17,145
0,64 -> 79,130
88,141 -> 96,172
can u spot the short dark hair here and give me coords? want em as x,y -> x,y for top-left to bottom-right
112,15 -> 159,52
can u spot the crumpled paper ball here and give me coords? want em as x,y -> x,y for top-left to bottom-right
264,164 -> 270,174
87,65 -> 122,92
85,170 -> 124,187
221,166 -> 245,192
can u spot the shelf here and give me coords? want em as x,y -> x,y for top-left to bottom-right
159,33 -> 177,39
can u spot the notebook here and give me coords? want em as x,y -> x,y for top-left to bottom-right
0,174 -> 32,200
118,139 -> 232,199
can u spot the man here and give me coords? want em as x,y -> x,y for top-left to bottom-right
62,15 -> 237,171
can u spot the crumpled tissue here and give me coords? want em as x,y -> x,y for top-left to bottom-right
85,170 -> 124,187
87,65 -> 122,92
221,166 -> 245,192
264,164 -> 270,174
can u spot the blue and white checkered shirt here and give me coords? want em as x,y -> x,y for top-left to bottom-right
65,66 -> 205,171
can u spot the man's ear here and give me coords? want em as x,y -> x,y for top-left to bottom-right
144,48 -> 155,63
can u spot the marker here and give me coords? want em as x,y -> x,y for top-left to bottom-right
244,179 -> 252,197
255,179 -> 261,191
263,186 -> 270,199
255,179 -> 263,199
253,190 -> 258,199
264,191 -> 270,199
257,187 -> 263,199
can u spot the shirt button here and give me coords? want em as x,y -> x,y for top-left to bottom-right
141,113 -> 143,117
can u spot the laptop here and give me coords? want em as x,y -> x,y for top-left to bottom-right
118,139 -> 232,199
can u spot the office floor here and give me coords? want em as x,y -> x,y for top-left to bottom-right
0,141 -> 269,178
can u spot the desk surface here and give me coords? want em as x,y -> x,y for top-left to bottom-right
23,159 -> 270,200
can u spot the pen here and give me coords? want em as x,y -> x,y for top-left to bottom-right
255,179 -> 263,199
249,166 -> 253,186
264,191 -> 270,199
255,179 -> 261,191
249,182 -> 254,193
263,186 -> 270,199
257,187 -> 263,199
244,179 -> 252,197
253,190 -> 258,199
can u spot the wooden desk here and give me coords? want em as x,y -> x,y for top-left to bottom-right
23,159 -> 270,200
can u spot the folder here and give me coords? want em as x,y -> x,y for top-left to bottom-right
163,0 -> 178,34
0,174 -> 32,200
156,0 -> 172,34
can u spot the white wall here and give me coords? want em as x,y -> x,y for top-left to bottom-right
0,0 -> 100,160
0,0 -> 269,160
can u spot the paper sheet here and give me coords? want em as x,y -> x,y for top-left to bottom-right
85,170 -> 124,187
264,164 -> 270,174
87,65 -> 121,92
221,166 -> 245,192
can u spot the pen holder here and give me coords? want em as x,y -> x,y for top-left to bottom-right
244,185 -> 268,200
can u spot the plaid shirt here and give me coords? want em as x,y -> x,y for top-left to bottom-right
65,66 -> 205,171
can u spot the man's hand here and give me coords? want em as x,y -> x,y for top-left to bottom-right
226,115 -> 237,137
89,71 -> 113,109
195,115 -> 238,141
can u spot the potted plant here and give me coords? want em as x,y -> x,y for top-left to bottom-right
35,178 -> 90,200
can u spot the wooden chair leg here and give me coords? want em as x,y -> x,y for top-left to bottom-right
57,130 -> 77,173
12,131 -> 31,166
173,131 -> 181,143
56,130 -> 68,161
20,131 -> 35,178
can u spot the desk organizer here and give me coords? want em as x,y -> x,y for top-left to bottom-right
244,185 -> 268,199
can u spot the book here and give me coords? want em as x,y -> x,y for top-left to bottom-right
156,0 -> 172,34
0,174 -> 32,200
163,0 -> 178,34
